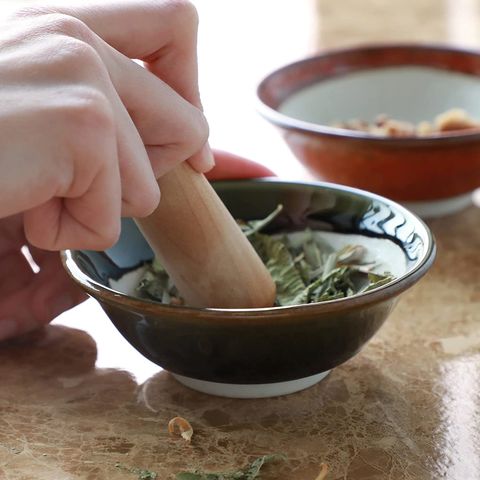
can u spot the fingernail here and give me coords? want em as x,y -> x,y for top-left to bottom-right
0,319 -> 18,342
50,295 -> 75,319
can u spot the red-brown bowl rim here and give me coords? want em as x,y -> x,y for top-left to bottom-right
256,43 -> 480,145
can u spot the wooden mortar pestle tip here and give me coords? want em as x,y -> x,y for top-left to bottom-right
135,162 -> 277,309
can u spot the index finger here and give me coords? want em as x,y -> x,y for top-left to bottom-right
22,1 -> 202,105
20,0 -> 212,171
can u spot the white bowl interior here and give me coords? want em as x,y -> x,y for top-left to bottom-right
279,66 -> 480,125
110,231 -> 408,298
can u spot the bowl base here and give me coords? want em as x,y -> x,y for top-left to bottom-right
171,370 -> 331,399
402,191 -> 473,219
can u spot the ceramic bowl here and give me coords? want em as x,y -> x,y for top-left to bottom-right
62,179 -> 435,398
257,44 -> 480,218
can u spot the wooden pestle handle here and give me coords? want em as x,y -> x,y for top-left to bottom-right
135,162 -> 276,308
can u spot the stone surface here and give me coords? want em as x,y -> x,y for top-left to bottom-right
1,0 -> 480,479
0,206 -> 478,480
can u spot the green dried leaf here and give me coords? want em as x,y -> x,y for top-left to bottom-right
136,206 -> 395,307
250,233 -> 306,306
336,244 -> 366,264
242,454 -> 284,479
321,253 -> 338,281
151,257 -> 166,273
293,256 -> 313,284
136,258 -> 182,303
302,233 -> 323,270
115,463 -> 157,480
365,272 -> 395,291
138,470 -> 158,480
175,454 -> 285,480
239,204 -> 283,237
176,474 -> 211,480
136,270 -> 167,300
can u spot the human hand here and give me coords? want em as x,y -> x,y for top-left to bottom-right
0,214 -> 88,341
0,0 -> 212,252
0,0 -> 275,341
0,151 -> 274,341
205,150 -> 275,181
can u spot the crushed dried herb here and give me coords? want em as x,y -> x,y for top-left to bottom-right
175,454 -> 285,480
115,462 -> 157,479
136,206 -> 394,307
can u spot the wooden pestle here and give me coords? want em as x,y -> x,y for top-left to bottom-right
135,162 -> 276,308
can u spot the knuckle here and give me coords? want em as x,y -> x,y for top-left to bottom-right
10,14 -> 104,76
168,0 -> 199,30
25,211 -> 90,251
188,108 -> 209,149
169,106 -> 209,162
129,185 -> 161,218
25,233 -> 49,251
38,13 -> 94,42
8,6 -> 52,21
95,224 -> 121,250
174,106 -> 209,157
62,87 -> 114,136
53,36 -> 102,70
10,11 -> 94,43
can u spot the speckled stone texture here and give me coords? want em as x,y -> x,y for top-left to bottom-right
1,0 -> 480,478
1,204 -> 479,479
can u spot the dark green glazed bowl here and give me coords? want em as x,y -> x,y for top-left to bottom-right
62,179 -> 435,398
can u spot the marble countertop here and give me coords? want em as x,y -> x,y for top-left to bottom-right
1,1 -> 480,479
1,205 -> 479,480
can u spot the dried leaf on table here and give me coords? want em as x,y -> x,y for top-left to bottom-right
175,454 -> 285,480
168,416 -> 194,443
314,463 -> 329,480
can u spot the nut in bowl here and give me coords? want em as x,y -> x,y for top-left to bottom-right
256,44 -> 480,218
62,179 -> 435,398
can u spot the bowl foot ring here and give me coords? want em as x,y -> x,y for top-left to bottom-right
171,370 -> 331,398
402,191 -> 473,218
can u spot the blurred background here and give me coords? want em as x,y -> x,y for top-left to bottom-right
4,0 -> 480,178
193,0 -> 480,178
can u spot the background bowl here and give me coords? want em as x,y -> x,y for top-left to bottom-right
257,44 -> 480,218
62,179 -> 435,398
